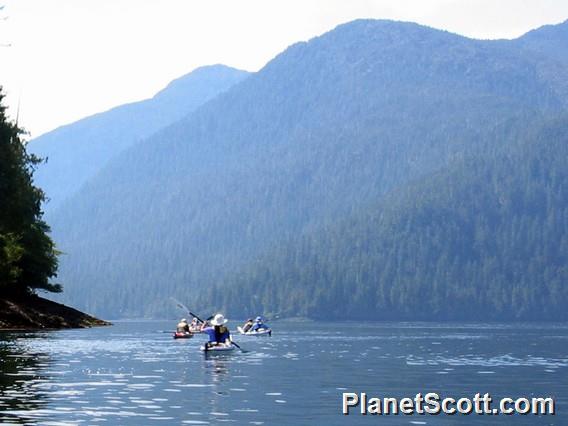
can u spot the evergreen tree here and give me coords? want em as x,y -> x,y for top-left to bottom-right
0,88 -> 60,296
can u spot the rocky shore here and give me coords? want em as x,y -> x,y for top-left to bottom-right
0,295 -> 110,330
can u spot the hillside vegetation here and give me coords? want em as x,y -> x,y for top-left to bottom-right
200,118 -> 568,321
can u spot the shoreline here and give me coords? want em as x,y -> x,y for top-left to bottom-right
0,295 -> 111,331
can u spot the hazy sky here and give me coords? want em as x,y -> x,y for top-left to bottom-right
1,0 -> 567,138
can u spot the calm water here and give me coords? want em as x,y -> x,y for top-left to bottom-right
1,321 -> 567,425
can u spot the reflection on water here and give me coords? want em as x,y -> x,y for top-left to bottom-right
0,333 -> 52,424
204,357 -> 230,383
0,321 -> 567,425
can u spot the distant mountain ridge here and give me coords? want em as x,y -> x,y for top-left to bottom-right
28,65 -> 249,211
45,19 -> 568,319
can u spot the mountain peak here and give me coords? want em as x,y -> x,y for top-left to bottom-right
519,19 -> 568,41
28,64 -> 249,211
516,19 -> 568,64
154,64 -> 249,100
322,18 -> 463,44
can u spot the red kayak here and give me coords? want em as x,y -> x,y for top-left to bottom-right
173,331 -> 193,339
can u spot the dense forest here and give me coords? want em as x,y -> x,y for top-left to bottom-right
196,118 -> 568,321
0,89 -> 60,296
39,19 -> 568,320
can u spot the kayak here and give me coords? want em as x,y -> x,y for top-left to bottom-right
173,331 -> 193,339
237,326 -> 272,336
200,343 -> 235,352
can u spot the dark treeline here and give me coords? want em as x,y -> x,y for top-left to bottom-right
198,118 -> 568,321
0,89 -> 59,297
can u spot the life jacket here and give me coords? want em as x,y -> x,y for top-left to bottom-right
252,321 -> 266,331
214,325 -> 230,343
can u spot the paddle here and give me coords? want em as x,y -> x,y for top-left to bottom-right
170,298 -> 210,324
188,311 -> 215,325
189,311 -> 205,323
231,340 -> 245,351
171,297 -> 191,314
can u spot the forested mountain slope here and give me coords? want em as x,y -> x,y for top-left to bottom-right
200,118 -> 568,321
518,19 -> 568,65
48,19 -> 568,319
28,65 -> 249,210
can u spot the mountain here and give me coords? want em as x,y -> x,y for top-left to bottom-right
28,65 -> 249,210
515,19 -> 568,103
201,117 -> 568,321
47,19 -> 568,319
518,19 -> 568,65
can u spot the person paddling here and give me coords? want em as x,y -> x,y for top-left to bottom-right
176,318 -> 190,333
201,313 -> 231,348
251,316 -> 268,332
189,317 -> 200,332
242,318 -> 254,333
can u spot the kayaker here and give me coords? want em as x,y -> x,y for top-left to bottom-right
189,317 -> 200,332
201,313 -> 231,348
177,318 -> 190,333
242,318 -> 254,333
251,316 -> 268,331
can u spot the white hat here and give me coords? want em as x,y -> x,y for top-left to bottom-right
181,318 -> 187,322
210,313 -> 228,326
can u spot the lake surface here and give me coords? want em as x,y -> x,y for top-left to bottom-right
1,321 -> 567,425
